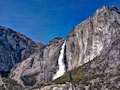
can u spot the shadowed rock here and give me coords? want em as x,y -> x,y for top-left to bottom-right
0,26 -> 42,73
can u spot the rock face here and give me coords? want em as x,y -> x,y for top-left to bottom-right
65,6 -> 120,71
9,6 -> 120,89
0,26 -> 38,72
0,75 -> 4,86
47,37 -> 120,90
10,37 -> 65,86
40,83 -> 74,90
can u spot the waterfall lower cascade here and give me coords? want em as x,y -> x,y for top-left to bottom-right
53,41 -> 66,80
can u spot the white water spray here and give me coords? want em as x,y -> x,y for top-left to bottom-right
53,41 -> 66,80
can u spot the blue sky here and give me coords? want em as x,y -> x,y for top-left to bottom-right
0,0 -> 119,44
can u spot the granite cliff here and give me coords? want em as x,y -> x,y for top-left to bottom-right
39,6 -> 120,90
0,26 -> 41,74
65,6 -> 120,71
0,6 -> 120,90
10,37 -> 65,87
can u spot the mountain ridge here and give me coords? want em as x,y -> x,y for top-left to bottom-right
0,25 -> 43,73
0,5 -> 120,90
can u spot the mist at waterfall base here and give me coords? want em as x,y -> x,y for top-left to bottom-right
53,42 -> 66,80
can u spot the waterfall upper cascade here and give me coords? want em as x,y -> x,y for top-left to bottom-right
53,41 -> 66,80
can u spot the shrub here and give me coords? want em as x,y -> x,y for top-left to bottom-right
2,77 -> 24,90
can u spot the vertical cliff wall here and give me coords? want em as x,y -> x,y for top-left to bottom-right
65,6 -> 120,71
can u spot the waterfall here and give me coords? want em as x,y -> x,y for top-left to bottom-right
53,41 -> 66,80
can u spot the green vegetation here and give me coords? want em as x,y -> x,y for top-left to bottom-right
2,77 -> 17,90
0,85 -> 5,90
53,72 -> 106,85
52,65 -> 90,85
0,76 -> 24,90
89,74 -> 106,79
52,62 -> 120,90
53,74 -> 70,84
52,63 -> 107,86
